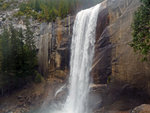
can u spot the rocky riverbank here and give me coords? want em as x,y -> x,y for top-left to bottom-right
0,69 -> 68,113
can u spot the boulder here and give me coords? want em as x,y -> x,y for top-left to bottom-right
131,104 -> 150,113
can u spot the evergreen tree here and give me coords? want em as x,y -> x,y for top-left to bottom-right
0,26 -> 38,94
130,0 -> 150,61
17,0 -> 104,22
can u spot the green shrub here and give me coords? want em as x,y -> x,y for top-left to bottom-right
2,3 -> 10,10
34,72 -> 43,83
130,0 -> 150,61
107,76 -> 111,84
0,0 -> 20,11
14,11 -> 24,17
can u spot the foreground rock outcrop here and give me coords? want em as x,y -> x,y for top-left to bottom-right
131,104 -> 150,113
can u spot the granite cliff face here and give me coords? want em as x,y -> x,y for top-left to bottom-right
41,0 -> 150,96
1,0 -> 149,95
1,0 -> 149,88
38,16 -> 74,77
1,0 -> 150,112
92,0 -> 150,95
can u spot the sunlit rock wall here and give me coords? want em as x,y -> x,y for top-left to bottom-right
93,0 -> 150,95
38,16 -> 74,76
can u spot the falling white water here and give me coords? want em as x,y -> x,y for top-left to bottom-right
63,3 -> 101,113
55,84 -> 67,97
41,2 -> 107,113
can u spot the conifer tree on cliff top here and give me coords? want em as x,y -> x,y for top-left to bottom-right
130,0 -> 150,61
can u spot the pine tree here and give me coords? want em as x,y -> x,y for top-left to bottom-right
130,0 -> 150,61
0,26 -> 38,94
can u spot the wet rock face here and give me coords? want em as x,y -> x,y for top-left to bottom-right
51,16 -> 75,71
92,8 -> 111,84
107,0 -> 150,95
93,0 -> 150,95
38,16 -> 75,76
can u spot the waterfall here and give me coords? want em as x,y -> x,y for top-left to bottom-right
63,4 -> 101,113
41,2 -> 106,113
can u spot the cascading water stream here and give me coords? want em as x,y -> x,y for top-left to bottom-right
63,4 -> 101,113
41,2 -> 106,113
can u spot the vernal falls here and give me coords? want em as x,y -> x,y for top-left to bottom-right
41,1 -> 106,113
